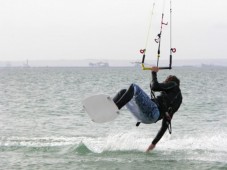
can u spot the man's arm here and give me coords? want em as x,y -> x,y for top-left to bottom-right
152,118 -> 168,144
151,71 -> 177,91
146,118 -> 168,152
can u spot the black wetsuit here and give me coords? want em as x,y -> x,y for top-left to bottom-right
151,71 -> 182,145
113,71 -> 182,145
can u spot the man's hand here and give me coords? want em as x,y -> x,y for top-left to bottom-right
151,66 -> 159,72
146,143 -> 156,152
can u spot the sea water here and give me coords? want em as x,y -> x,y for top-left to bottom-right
0,67 -> 226,170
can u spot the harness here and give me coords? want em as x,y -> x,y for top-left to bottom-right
136,89 -> 181,135
164,90 -> 182,134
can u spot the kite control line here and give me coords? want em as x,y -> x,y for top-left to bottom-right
140,0 -> 176,70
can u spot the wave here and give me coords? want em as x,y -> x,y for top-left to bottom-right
1,131 -> 227,155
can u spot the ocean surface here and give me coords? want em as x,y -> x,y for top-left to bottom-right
0,67 -> 227,170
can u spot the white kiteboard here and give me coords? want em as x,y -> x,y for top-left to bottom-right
82,94 -> 120,123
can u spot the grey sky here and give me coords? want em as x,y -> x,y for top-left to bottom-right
0,0 -> 226,61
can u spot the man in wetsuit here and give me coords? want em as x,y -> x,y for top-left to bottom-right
113,66 -> 182,152
146,67 -> 182,152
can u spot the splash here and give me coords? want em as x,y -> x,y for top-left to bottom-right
1,131 -> 226,155
157,132 -> 227,152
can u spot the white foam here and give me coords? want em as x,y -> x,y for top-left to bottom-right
157,132 -> 227,152
1,131 -> 227,155
104,131 -> 148,151
0,136 -> 83,147
81,130 -> 227,155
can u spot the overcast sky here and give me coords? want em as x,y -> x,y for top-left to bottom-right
0,0 -> 226,61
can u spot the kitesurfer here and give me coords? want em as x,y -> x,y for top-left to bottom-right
113,66 -> 182,152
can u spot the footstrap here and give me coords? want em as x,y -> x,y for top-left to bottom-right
136,122 -> 141,127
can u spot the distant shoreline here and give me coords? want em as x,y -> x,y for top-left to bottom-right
0,59 -> 227,68
0,65 -> 226,69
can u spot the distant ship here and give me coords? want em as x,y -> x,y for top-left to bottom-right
23,59 -> 30,68
89,62 -> 109,67
131,61 -> 141,68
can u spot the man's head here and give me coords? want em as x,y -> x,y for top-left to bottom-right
165,75 -> 180,86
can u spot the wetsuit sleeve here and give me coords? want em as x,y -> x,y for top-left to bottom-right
151,71 -> 177,91
152,118 -> 168,145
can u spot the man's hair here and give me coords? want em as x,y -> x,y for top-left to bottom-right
165,75 -> 180,86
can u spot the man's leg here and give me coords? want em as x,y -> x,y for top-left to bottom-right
114,84 -> 134,109
113,89 -> 126,103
